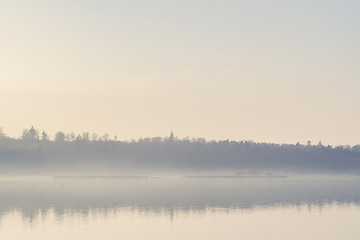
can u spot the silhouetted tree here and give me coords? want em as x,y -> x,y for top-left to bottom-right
91,133 -> 98,141
169,130 -> 174,142
102,134 -> 109,142
22,126 -> 39,141
41,131 -> 49,141
29,126 -> 38,140
82,132 -> 90,141
55,132 -> 65,142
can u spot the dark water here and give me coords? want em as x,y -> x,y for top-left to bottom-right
1,176 -> 360,239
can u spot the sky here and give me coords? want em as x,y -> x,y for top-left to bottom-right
1,0 -> 360,146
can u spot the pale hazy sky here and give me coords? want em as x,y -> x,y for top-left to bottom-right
1,0 -> 359,145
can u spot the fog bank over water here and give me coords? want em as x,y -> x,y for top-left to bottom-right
1,127 -> 360,175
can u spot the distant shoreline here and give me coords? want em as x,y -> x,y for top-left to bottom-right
1,133 -> 360,174
52,175 -> 288,179
183,175 -> 288,179
53,175 -> 148,179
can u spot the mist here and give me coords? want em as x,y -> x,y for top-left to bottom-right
1,127 -> 359,176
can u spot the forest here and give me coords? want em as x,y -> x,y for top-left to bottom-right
0,127 -> 360,174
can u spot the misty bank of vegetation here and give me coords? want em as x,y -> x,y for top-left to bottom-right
0,127 -> 360,174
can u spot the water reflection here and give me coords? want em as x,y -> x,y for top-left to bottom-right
1,176 -> 360,221
1,177 -> 360,240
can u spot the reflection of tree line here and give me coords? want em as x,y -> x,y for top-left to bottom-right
1,186 -> 360,223
1,201 -> 357,224
1,177 -> 360,220
1,126 -> 360,173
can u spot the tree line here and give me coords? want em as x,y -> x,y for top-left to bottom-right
0,127 -> 360,174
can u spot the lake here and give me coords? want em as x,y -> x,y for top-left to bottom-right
1,176 -> 360,239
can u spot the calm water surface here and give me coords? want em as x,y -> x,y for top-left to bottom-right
0,176 -> 360,240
